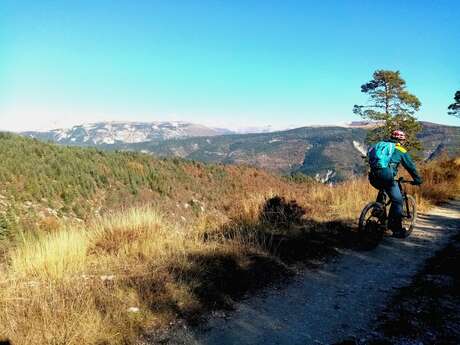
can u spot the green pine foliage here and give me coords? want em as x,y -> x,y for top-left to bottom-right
0,206 -> 18,240
448,90 -> 460,118
0,133 -> 165,203
0,133 -> 228,235
353,70 -> 423,154
3,132 -> 316,239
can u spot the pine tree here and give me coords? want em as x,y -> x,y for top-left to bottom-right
448,90 -> 460,118
353,70 -> 422,153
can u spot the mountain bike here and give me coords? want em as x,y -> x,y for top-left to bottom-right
358,177 -> 417,245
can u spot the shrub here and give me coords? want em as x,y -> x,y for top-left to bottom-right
260,196 -> 306,227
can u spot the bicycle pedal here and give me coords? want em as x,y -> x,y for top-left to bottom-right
371,208 -> 383,217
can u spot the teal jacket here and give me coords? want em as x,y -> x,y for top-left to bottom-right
371,139 -> 422,184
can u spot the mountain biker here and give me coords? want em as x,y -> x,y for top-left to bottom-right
367,130 -> 423,237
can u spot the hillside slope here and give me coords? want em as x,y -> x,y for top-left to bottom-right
0,133 -> 308,236
124,126 -> 368,180
19,122 -> 460,182
123,122 -> 460,181
416,121 -> 460,159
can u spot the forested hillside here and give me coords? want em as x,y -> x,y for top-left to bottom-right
0,133 -> 301,237
19,122 -> 460,182
123,122 -> 460,180
124,126 -> 369,180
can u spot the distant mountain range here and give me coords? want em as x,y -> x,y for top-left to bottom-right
19,121 -> 460,182
21,121 -> 233,145
124,126 -> 369,181
20,121 -> 371,145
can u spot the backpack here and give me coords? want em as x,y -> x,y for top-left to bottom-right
368,141 -> 395,169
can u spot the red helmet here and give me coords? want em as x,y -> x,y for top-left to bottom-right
391,130 -> 406,141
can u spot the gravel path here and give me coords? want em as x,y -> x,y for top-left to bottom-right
148,201 -> 460,345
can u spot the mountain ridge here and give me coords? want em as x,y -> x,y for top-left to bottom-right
19,121 -> 460,182
21,121 -> 233,145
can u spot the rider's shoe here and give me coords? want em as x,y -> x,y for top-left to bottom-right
392,227 -> 408,238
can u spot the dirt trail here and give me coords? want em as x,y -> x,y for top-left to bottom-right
148,201 -> 459,345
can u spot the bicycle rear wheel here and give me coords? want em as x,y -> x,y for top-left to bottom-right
402,195 -> 417,237
358,202 -> 386,247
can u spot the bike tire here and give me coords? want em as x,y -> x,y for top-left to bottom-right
402,195 -> 417,237
358,202 -> 386,247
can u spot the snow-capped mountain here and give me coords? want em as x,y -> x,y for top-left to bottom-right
232,125 -> 278,134
21,121 -> 233,145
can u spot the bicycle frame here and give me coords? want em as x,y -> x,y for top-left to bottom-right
359,177 -> 417,239
399,178 -> 413,219
377,178 -> 413,219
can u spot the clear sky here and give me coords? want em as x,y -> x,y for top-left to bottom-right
1,0 -> 459,131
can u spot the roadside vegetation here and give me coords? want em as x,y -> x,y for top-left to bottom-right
0,134 -> 458,345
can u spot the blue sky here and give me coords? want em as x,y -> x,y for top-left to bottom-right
1,0 -> 459,131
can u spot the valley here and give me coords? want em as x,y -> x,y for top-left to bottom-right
21,121 -> 460,182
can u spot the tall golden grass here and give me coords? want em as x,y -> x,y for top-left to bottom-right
416,157 -> 460,207
1,208 -> 204,344
0,157 -> 458,345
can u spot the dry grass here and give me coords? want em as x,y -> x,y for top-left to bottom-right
0,158 -> 458,345
416,157 -> 460,208
0,206 -> 281,345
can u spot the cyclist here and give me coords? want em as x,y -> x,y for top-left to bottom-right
367,130 -> 423,237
